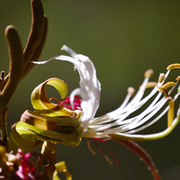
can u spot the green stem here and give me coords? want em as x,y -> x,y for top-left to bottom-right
41,141 -> 57,178
0,107 -> 9,151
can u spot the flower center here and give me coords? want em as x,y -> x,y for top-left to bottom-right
50,95 -> 82,110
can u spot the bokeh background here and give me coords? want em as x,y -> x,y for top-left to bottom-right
0,0 -> 180,179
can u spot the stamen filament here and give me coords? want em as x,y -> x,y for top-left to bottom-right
168,100 -> 174,127
91,139 -> 113,165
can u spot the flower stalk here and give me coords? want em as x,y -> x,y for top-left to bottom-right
0,0 -> 47,149
41,141 -> 57,178
0,107 -> 9,151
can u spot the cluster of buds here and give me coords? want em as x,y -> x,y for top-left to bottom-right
0,146 -> 47,180
0,145 -> 71,180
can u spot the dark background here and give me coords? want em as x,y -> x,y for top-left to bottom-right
0,1 -> 180,179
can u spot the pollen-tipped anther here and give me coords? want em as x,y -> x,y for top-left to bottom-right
158,82 -> 175,97
144,69 -> 154,78
158,73 -> 165,83
175,76 -> 180,81
145,82 -> 157,89
167,63 -> 180,70
127,87 -> 135,97
158,82 -> 175,91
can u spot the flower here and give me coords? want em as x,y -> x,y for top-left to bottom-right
9,45 -> 180,149
39,45 -> 180,141
56,45 -> 102,135
9,78 -> 83,152
9,45 -> 180,180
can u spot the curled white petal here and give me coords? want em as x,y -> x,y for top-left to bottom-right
32,45 -> 101,134
56,45 -> 101,133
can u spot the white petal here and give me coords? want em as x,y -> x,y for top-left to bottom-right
32,45 -> 101,133
56,45 -> 101,133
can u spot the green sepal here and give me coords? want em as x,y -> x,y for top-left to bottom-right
9,123 -> 43,152
9,119 -> 82,152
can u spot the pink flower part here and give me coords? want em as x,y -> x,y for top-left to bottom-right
16,149 -> 39,180
51,95 -> 82,110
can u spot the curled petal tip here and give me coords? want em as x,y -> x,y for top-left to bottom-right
61,45 -> 77,58
61,45 -> 67,51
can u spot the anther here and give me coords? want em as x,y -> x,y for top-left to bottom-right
167,63 -> 180,70
158,82 -> 175,97
128,87 -> 135,97
144,69 -> 154,78
145,82 -> 157,88
175,76 -> 180,81
158,82 -> 175,90
158,73 -> 165,83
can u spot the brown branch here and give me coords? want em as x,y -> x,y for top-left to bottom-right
0,0 -> 47,147
0,0 -> 47,111
0,107 -> 9,151
22,15 -> 48,79
0,26 -> 23,112
23,0 -> 45,66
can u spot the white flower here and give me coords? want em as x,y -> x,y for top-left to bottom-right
33,45 -> 180,141
53,45 -> 101,134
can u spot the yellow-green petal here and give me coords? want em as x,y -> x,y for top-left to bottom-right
31,78 -> 74,117
9,119 -> 82,152
53,161 -> 72,180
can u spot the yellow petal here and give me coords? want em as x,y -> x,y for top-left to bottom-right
31,78 -> 75,117
53,161 -> 72,180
